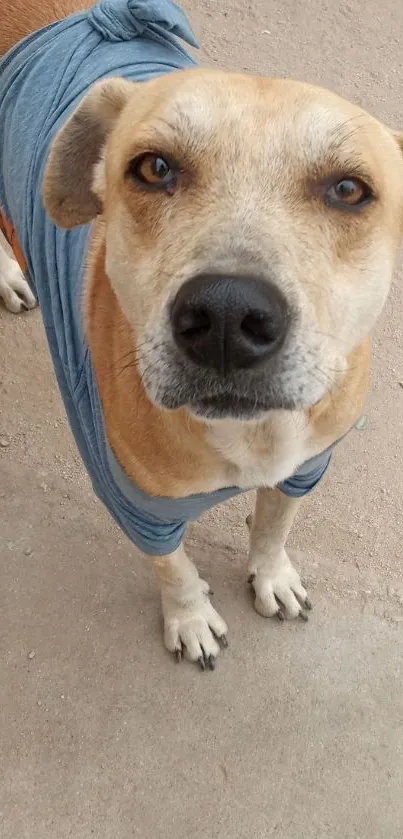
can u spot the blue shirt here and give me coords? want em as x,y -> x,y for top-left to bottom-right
0,0 -> 335,555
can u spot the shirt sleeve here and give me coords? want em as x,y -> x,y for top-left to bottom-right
277,446 -> 334,498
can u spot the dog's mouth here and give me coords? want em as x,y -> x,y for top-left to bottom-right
146,366 -> 327,421
141,352 -> 330,420
150,367 -> 304,419
189,392 -> 297,420
139,321 -> 331,422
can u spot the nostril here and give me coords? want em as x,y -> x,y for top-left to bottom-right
174,305 -> 211,341
241,311 -> 279,346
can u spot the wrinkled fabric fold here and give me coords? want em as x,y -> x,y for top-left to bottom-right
88,0 -> 199,46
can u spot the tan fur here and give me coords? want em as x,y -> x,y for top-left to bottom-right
309,338 -> 371,445
3,0 -> 403,665
0,0 -> 89,54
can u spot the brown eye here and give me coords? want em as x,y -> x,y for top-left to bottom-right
127,153 -> 176,190
326,178 -> 373,208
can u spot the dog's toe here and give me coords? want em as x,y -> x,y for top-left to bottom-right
163,587 -> 228,671
249,557 -> 311,622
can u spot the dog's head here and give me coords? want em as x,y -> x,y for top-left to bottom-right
44,70 -> 403,420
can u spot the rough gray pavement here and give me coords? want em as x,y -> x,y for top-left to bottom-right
1,1 -> 403,836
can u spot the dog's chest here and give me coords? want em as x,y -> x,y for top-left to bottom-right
207,411 -> 310,489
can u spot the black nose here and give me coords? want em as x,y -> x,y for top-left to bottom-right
171,273 -> 290,373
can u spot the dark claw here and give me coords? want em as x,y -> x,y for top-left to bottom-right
198,656 -> 206,671
299,610 -> 309,622
276,609 -> 285,622
247,573 -> 255,585
20,301 -> 28,311
207,655 -> 216,671
174,648 -> 182,663
209,589 -> 214,597
219,634 -> 228,648
304,597 -> 313,611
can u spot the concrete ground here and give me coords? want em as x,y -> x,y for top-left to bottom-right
1,0 -> 403,836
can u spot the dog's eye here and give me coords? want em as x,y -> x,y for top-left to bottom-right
326,178 -> 373,208
127,153 -> 176,190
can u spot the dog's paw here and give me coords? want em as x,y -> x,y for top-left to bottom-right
162,579 -> 228,670
0,266 -> 36,314
248,550 -> 312,621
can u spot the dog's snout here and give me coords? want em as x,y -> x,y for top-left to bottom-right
171,273 -> 290,372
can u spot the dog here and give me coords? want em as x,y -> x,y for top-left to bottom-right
1,0 -> 403,670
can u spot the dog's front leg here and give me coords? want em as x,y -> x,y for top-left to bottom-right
153,545 -> 228,669
247,488 -> 312,621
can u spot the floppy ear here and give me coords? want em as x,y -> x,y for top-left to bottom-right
43,78 -> 134,228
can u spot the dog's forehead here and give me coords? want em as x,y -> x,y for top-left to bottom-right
148,76 -> 382,164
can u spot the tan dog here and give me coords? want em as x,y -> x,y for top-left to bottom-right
1,0 -> 403,669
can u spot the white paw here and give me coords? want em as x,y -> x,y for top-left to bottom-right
162,578 -> 228,670
248,550 -> 312,620
0,265 -> 36,314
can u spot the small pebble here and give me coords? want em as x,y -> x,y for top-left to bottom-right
37,700 -> 42,707
27,650 -> 36,660
0,438 -> 10,448
355,415 -> 369,431
24,547 -> 33,556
